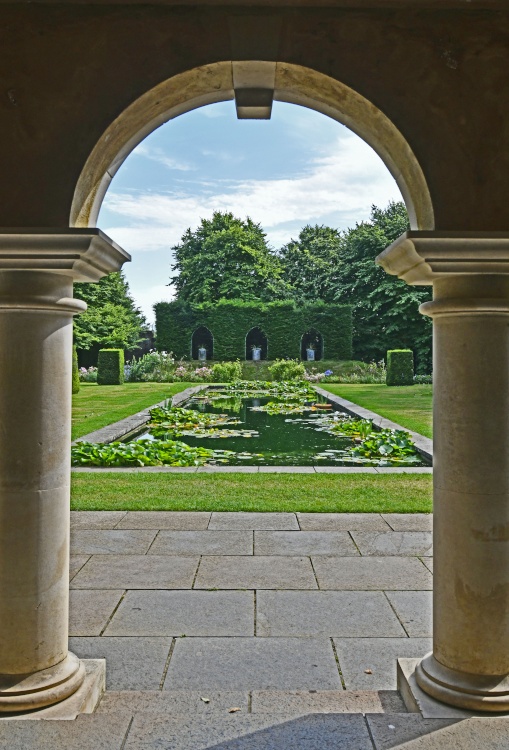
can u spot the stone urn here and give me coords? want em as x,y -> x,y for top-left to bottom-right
306,348 -> 315,361
198,347 -> 207,361
252,347 -> 261,361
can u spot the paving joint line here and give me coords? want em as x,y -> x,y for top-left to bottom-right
348,530 -> 363,556
248,691 -> 253,713
99,589 -> 128,636
119,716 -> 134,750
145,529 -> 161,555
158,637 -> 176,690
113,511 -> 129,528
330,638 -> 346,690
364,713 -> 378,750
383,590 -> 411,638
253,589 -> 257,637
252,530 -> 255,556
295,513 -> 302,530
69,554 -> 91,582
308,556 -> 321,589
191,556 -> 202,589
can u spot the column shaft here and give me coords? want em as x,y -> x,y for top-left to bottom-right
0,271 -> 85,709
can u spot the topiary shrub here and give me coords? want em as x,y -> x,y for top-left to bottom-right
97,349 -> 125,385
386,349 -> 414,386
211,360 -> 242,383
268,358 -> 306,381
72,345 -> 80,394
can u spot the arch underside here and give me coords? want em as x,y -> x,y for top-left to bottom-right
71,62 -> 434,232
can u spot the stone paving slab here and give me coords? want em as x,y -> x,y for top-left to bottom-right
116,511 -> 211,530
70,555 -> 199,589
334,638 -> 432,690
381,514 -> 433,532
70,511 -> 127,530
164,637 -> 342,690
124,713 -> 373,750
0,714 -> 130,750
209,512 -> 299,530
297,513 -> 391,531
148,530 -> 253,556
104,590 -> 254,637
256,591 -> 406,637
97,690 -> 250,715
251,690 -> 405,715
367,714 -> 509,749
69,589 -> 124,636
351,531 -> 433,557
312,556 -> 433,590
385,591 -> 433,637
69,555 -> 90,581
70,529 -> 157,555
254,531 -> 359,556
194,556 -> 318,589
69,636 -> 173,690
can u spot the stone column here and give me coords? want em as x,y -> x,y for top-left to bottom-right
377,232 -> 509,712
0,230 -> 129,712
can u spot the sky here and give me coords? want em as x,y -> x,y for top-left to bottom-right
97,100 -> 403,325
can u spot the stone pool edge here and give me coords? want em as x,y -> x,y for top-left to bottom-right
72,384 -> 433,473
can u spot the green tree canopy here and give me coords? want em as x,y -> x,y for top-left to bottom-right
278,225 -> 342,304
332,202 -> 432,372
74,272 -> 147,350
170,211 -> 287,304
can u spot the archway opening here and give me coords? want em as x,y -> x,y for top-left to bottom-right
191,326 -> 214,361
246,327 -> 268,361
301,329 -> 323,361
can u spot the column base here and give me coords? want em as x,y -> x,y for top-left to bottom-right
398,656 -> 509,717
0,652 -> 86,713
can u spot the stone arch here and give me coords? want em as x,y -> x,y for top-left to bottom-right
191,326 -> 214,361
70,62 -> 434,231
301,329 -> 324,362
246,326 -> 268,361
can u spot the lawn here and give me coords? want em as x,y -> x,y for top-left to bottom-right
322,384 -> 432,439
72,382 -> 194,440
71,472 -> 432,513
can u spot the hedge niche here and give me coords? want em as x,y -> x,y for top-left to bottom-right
386,349 -> 414,386
155,300 -> 352,361
97,348 -> 125,385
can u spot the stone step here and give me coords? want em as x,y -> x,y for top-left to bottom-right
0,710 -> 507,750
96,688 -> 406,717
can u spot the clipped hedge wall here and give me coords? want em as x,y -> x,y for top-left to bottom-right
72,345 -> 80,394
386,349 -> 414,386
155,299 -> 352,361
97,349 -> 125,385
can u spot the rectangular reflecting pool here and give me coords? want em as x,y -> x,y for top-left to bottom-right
132,384 -> 428,468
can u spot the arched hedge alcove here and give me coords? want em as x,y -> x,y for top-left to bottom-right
246,327 -> 268,360
301,329 -> 323,361
191,326 -> 213,360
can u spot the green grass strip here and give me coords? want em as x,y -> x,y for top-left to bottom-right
71,473 -> 432,513
72,382 -> 194,440
322,384 -> 433,439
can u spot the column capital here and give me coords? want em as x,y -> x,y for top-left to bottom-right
376,231 -> 509,285
0,228 -> 130,282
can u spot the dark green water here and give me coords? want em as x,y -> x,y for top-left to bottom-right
134,392 -> 426,466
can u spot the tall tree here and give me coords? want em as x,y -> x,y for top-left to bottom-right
170,211 -> 287,303
278,225 -> 342,303
74,271 -> 147,351
332,202 -> 432,372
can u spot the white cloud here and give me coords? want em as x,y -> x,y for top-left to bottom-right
102,131 -> 402,255
135,143 -> 195,172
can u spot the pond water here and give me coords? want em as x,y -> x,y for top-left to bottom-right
133,389 -> 427,467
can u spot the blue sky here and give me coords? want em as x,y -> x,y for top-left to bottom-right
98,100 -> 402,324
